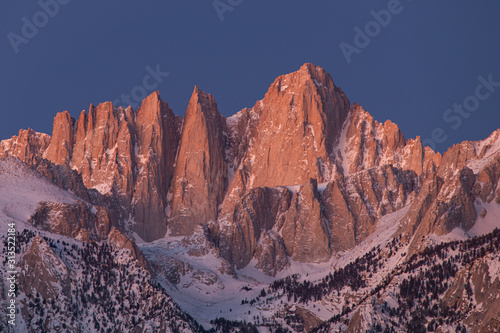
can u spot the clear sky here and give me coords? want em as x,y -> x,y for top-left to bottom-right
1,1 -> 499,152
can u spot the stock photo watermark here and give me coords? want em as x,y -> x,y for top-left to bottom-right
5,222 -> 18,327
112,65 -> 170,109
422,74 -> 500,151
213,0 -> 243,22
340,0 -> 408,64
7,0 -> 71,54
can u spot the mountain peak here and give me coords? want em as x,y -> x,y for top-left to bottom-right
136,90 -> 173,121
44,110 -> 75,165
144,90 -> 161,102
226,64 -> 350,191
298,62 -> 328,80
269,63 -> 339,96
188,86 -> 217,113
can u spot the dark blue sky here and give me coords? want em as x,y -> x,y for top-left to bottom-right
1,1 -> 499,152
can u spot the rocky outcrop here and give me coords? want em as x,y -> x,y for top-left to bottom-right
339,103 -> 441,177
132,91 -> 182,241
400,131 -> 500,253
254,231 -> 289,276
213,164 -> 420,270
169,87 -> 227,235
317,164 -> 419,253
29,157 -> 97,204
108,227 -> 149,270
437,141 -> 477,179
18,236 -> 70,299
28,201 -> 111,241
321,178 -> 358,252
44,111 -> 75,165
400,134 -> 500,253
473,157 -> 500,203
432,167 -> 476,231
402,137 -> 442,178
398,173 -> 443,243
70,102 -> 135,197
470,130 -> 500,203
0,128 -> 50,164
213,186 -> 292,270
150,255 -> 194,285
466,260 -> 500,333
443,258 -> 500,333
15,233 -> 201,333
281,179 -> 330,263
294,306 -> 324,332
342,104 -> 406,174
407,167 -> 477,254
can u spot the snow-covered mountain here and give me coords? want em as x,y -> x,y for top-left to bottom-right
1,63 -> 500,332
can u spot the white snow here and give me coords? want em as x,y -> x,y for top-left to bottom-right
140,228 -> 268,328
468,200 -> 500,237
226,109 -> 244,128
335,108 -> 354,176
317,182 -> 329,192
284,184 -> 301,193
283,182 -> 329,194
467,129 -> 500,173
334,206 -> 410,268
0,158 -> 78,235
487,255 -> 500,282
313,79 -> 324,88
140,205 -> 414,328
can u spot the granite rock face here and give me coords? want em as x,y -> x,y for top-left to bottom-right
108,227 -> 150,270
212,186 -> 292,271
0,128 -> 50,164
70,102 -> 135,198
169,87 -> 227,236
2,92 -> 182,242
132,92 -> 182,241
18,236 -> 70,300
29,201 -> 111,241
233,63 -> 350,189
338,103 -> 442,177
281,179 -> 331,263
44,110 -> 74,165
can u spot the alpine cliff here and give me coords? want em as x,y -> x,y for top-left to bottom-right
1,63 -> 500,332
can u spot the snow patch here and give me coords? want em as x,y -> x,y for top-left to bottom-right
468,200 -> 500,237
0,158 -> 78,235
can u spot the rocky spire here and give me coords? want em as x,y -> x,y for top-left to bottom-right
133,91 -> 182,241
168,87 -> 227,236
44,111 -> 75,165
